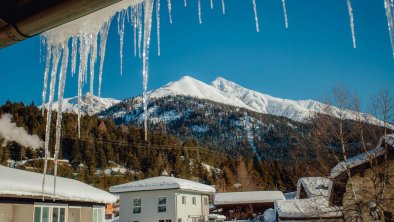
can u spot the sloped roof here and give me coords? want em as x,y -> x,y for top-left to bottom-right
214,191 -> 285,205
297,177 -> 333,199
109,176 -> 215,194
275,197 -> 343,219
0,165 -> 117,203
330,134 -> 394,178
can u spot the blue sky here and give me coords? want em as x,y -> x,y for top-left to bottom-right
0,0 -> 393,108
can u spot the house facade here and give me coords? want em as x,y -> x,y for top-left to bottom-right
110,176 -> 215,222
0,165 -> 117,222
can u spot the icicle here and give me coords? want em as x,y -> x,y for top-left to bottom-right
133,6 -> 138,57
142,0 -> 154,141
222,0 -> 226,15
118,11 -> 126,75
156,0 -> 161,56
167,0 -> 173,24
384,0 -> 394,58
98,22 -> 111,98
89,34 -> 98,97
77,34 -> 90,138
41,46 -> 52,116
210,0 -> 214,9
71,36 -> 78,76
281,0 -> 289,28
184,0 -> 187,7
138,5 -> 143,58
53,44 -> 69,201
346,0 -> 357,48
252,0 -> 260,32
198,0 -> 202,24
42,46 -> 61,199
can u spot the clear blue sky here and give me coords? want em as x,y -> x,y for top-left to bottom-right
0,0 -> 393,107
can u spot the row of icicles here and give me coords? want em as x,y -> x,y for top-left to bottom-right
39,0 -> 394,200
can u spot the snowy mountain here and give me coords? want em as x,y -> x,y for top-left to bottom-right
42,93 -> 121,115
148,76 -> 382,125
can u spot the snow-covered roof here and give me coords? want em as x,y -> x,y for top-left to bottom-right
214,191 -> 285,205
0,165 -> 117,204
297,177 -> 333,199
109,176 -> 215,194
330,134 -> 394,178
208,214 -> 226,220
275,197 -> 343,219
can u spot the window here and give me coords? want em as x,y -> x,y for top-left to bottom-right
178,219 -> 182,222
181,196 -> 186,205
133,198 -> 142,214
158,197 -> 166,212
52,207 -> 66,222
166,220 -> 172,222
159,220 -> 171,222
192,197 -> 196,205
93,208 -> 104,222
34,206 -> 66,222
203,197 -> 208,206
192,219 -> 197,222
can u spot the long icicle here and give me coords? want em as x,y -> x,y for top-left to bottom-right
222,0 -> 226,15
133,6 -> 138,57
252,0 -> 260,32
142,0 -> 154,142
89,34 -> 98,97
53,44 -> 68,201
346,0 -> 357,48
71,36 -> 78,76
198,0 -> 202,24
98,22 -> 111,98
77,33 -> 90,138
42,46 -> 61,200
167,0 -> 173,24
384,0 -> 394,58
210,0 -> 214,9
281,0 -> 289,28
138,5 -> 143,58
41,46 -> 52,116
156,0 -> 161,56
118,11 -> 126,76
184,0 -> 187,7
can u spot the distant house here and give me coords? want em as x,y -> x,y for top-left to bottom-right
109,176 -> 215,222
329,134 -> 394,221
0,165 -> 117,222
212,191 -> 285,220
274,177 -> 343,221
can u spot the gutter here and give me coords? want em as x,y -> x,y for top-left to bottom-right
0,0 -> 123,48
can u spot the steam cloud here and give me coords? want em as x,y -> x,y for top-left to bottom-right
0,114 -> 43,149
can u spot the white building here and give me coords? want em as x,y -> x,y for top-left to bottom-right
0,165 -> 117,222
109,176 -> 215,222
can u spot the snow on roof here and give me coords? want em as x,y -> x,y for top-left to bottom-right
297,177 -> 333,199
0,165 -> 117,204
275,197 -> 343,219
109,176 -> 215,194
208,214 -> 226,220
331,134 -> 394,178
214,191 -> 285,205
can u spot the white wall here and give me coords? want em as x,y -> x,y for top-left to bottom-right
119,189 -> 176,222
119,189 -> 210,222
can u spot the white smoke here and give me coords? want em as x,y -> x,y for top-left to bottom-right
0,114 -> 43,149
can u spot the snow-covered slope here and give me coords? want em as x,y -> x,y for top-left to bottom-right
148,76 -> 383,125
42,93 -> 121,116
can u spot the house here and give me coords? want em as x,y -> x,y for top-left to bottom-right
329,134 -> 394,221
274,177 -> 343,221
0,165 -> 117,222
109,176 -> 215,222
212,191 -> 285,220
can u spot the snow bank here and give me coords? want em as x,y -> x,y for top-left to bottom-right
214,191 -> 285,205
0,165 -> 117,203
109,176 -> 215,194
